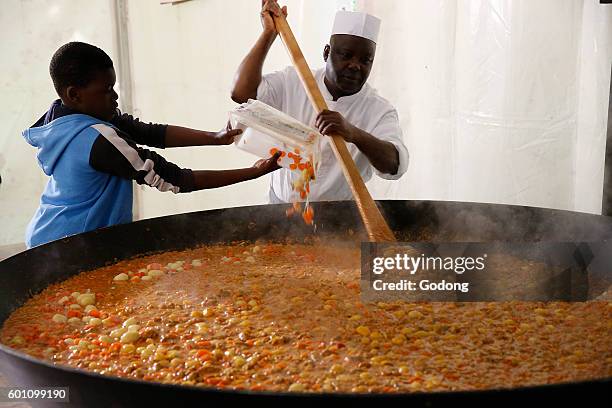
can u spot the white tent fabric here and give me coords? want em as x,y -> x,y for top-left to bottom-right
363,0 -> 612,215
0,0 -> 610,245
0,0 -> 119,246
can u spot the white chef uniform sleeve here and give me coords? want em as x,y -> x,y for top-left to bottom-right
256,66 -> 292,111
370,108 -> 409,180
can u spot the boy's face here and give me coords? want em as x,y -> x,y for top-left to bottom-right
64,68 -> 118,121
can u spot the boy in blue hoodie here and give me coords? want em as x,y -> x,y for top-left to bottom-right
24,42 -> 280,248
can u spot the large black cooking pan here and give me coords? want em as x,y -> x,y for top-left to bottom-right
1,200 -> 611,407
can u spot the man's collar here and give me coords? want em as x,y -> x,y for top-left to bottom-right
317,69 -> 368,104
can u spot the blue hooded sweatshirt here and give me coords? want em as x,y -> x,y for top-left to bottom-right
24,113 -> 132,248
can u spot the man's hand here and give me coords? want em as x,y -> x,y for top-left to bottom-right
253,151 -> 282,176
315,111 -> 401,175
261,0 -> 287,35
315,109 -> 357,143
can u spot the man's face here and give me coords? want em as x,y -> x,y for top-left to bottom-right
324,34 -> 376,97
65,68 -> 118,121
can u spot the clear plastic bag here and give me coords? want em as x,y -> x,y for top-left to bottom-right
229,99 -> 321,177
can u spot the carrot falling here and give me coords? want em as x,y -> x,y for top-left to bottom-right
269,147 -> 316,226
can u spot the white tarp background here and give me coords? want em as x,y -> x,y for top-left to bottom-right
363,0 -> 612,213
0,1 -> 119,246
0,0 -> 610,245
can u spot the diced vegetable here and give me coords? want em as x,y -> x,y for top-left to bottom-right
52,314 -> 67,324
120,331 -> 139,344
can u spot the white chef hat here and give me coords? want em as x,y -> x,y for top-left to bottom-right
331,10 -> 381,43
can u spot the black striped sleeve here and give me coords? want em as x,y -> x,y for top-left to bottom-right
110,111 -> 167,148
88,123 -> 195,193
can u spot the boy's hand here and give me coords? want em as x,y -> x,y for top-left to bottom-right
212,128 -> 242,145
261,0 -> 287,35
253,152 -> 282,176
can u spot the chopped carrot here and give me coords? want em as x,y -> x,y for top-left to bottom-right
302,206 -> 314,225
205,378 -> 221,386
67,310 -> 82,318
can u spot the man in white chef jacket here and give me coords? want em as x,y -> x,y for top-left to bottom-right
231,0 -> 409,203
